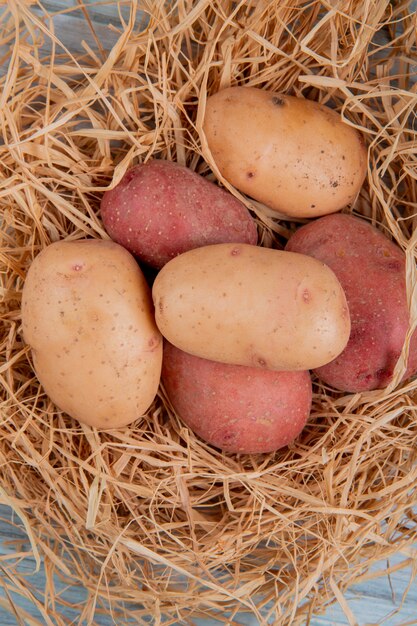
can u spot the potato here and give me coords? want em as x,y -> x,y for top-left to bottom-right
21,240 -> 162,428
162,342 -> 312,454
100,159 -> 257,268
152,243 -> 350,371
203,87 -> 367,218
286,214 -> 417,391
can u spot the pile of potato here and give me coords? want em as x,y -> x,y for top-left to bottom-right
21,87 -> 417,454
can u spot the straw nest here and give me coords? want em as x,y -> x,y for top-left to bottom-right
1,1 -> 416,624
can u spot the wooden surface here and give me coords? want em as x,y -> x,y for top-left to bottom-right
1,1 -> 416,624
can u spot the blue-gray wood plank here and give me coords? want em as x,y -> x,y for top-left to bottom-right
1,1 -> 416,624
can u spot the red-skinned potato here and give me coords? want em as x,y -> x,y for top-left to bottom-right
203,87 -> 367,219
162,342 -> 312,454
100,160 -> 257,268
286,214 -> 417,391
153,243 -> 350,371
21,240 -> 162,428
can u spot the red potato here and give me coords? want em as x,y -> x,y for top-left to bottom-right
100,160 -> 258,268
162,342 -> 312,454
286,214 -> 417,392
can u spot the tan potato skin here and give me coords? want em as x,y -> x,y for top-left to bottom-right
21,240 -> 162,429
203,87 -> 367,218
152,243 -> 350,371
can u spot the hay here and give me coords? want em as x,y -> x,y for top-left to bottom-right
0,1 -> 416,624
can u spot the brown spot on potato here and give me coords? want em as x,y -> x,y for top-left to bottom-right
272,96 -> 285,106
247,171 -> 255,179
349,325 -> 367,344
376,367 -> 392,383
357,371 -> 373,383
377,248 -> 391,257
219,431 -> 238,445
147,335 -> 160,351
386,259 -> 402,272
123,170 -> 136,184
302,289 -> 311,303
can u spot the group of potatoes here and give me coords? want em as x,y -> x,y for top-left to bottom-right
21,87 -> 417,454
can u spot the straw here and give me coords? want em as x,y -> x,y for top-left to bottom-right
0,1 -> 416,624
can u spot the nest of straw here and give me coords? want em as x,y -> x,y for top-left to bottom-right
0,1 -> 416,624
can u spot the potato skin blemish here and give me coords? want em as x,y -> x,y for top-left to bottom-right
302,289 -> 311,303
